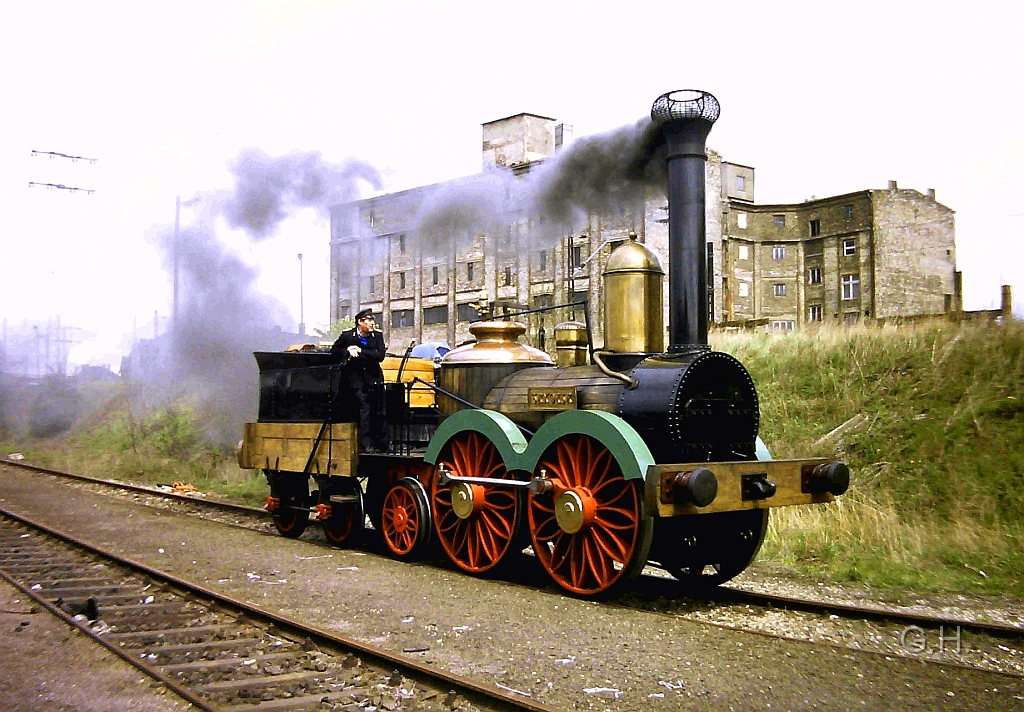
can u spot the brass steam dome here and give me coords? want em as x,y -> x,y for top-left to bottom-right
604,235 -> 665,275
442,320 -> 553,364
603,234 -> 665,353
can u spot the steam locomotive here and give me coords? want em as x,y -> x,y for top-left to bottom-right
237,90 -> 849,598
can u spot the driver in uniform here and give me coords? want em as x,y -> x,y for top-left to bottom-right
331,309 -> 387,453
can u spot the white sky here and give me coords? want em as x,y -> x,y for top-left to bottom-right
1,0 -> 1021,368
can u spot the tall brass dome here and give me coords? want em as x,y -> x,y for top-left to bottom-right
603,234 -> 665,353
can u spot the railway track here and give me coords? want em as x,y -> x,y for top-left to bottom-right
0,504 -> 563,712
4,457 -> 1023,645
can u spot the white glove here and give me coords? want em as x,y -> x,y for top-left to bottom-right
347,345 -> 361,358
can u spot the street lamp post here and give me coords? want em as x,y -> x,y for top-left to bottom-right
298,253 -> 305,336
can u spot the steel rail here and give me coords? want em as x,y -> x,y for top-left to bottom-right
709,583 -> 1024,640
0,504 -> 564,712
1,457 -> 268,518
0,564 -> 219,711
5,457 -> 1022,642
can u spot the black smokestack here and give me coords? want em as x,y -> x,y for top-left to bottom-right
651,90 -> 720,349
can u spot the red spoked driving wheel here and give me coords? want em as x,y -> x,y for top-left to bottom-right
528,434 -> 652,598
431,431 -> 522,574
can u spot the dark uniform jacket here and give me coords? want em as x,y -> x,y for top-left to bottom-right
330,328 -> 386,388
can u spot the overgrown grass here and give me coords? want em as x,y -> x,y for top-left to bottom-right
0,381 -> 268,508
714,320 -> 1024,596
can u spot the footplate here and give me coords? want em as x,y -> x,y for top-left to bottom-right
645,458 -> 849,517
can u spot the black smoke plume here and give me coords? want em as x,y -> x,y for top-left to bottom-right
223,149 -> 382,240
410,117 -> 664,259
526,117 -> 665,231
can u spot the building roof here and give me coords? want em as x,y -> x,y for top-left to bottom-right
481,112 -> 557,125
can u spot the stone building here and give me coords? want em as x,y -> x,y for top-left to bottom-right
329,114 -> 956,352
722,180 -> 956,330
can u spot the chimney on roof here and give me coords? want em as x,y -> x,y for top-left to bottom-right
888,180 -> 898,191
481,113 -> 558,169
926,188 -> 936,200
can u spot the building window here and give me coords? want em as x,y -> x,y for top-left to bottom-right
572,244 -> 584,269
809,219 -> 821,237
423,305 -> 448,325
736,175 -> 746,191
532,294 -> 554,309
467,262 -> 475,281
737,212 -> 747,229
770,320 -> 794,332
773,214 -> 785,228
398,233 -> 406,254
774,283 -> 786,297
773,245 -> 786,260
539,250 -> 548,272
844,204 -> 854,219
841,274 -> 860,300
367,275 -> 376,294
432,266 -> 439,286
503,266 -> 512,286
398,272 -> 406,290
456,303 -> 478,322
808,304 -> 822,322
844,313 -> 860,327
738,281 -> 750,298
738,244 -> 750,261
571,291 -> 589,308
843,238 -> 857,256
368,210 -> 375,227
391,309 -> 414,328
808,267 -> 822,285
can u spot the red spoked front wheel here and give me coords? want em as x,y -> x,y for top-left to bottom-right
381,477 -> 432,560
431,431 -> 522,574
528,434 -> 652,598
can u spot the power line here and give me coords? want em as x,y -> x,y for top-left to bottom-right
31,150 -> 97,164
28,182 -> 94,194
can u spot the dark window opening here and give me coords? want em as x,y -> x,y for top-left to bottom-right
503,266 -> 512,286
398,233 -> 406,253
810,219 -> 821,237
467,262 -> 475,281
456,303 -> 478,322
432,266 -> 439,285
773,214 -> 785,228
398,272 -> 406,290
391,309 -> 414,328
423,305 -> 448,325
844,205 -> 854,219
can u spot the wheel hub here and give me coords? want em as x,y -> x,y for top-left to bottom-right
391,507 -> 409,531
554,489 -> 596,534
450,481 -> 479,520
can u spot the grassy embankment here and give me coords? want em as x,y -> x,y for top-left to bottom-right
714,320 -> 1024,596
2,320 -> 1022,596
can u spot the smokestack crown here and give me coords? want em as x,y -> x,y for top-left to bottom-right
651,90 -> 721,124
